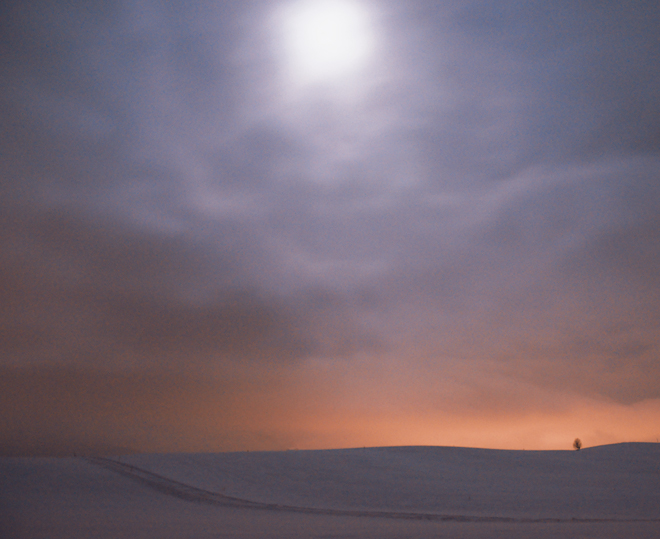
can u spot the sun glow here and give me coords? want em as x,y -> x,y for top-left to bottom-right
280,0 -> 376,84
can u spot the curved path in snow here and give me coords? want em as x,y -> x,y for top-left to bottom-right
86,456 -> 659,524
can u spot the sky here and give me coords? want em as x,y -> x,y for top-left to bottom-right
1,0 -> 659,456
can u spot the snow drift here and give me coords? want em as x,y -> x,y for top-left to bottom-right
2,443 -> 658,538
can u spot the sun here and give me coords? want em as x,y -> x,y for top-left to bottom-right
279,0 -> 376,85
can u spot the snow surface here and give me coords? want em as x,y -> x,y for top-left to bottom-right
2,443 -> 659,538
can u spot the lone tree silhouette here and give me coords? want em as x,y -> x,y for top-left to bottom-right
573,438 -> 582,451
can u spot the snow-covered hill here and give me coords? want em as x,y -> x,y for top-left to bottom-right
2,443 -> 659,538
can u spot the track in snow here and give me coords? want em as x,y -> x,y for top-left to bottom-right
86,456 -> 659,524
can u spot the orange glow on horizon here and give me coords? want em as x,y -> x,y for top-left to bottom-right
2,364 -> 658,456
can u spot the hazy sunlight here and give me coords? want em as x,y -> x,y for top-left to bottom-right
280,0 -> 375,84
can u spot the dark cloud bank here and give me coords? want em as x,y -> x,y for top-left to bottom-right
1,0 -> 659,455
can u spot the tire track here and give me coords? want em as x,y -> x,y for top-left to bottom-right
86,457 -> 659,524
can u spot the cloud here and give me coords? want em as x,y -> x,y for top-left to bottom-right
1,0 -> 659,452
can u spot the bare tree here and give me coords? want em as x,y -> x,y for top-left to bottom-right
573,438 -> 582,451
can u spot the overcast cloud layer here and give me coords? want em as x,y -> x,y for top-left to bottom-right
1,0 -> 659,455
